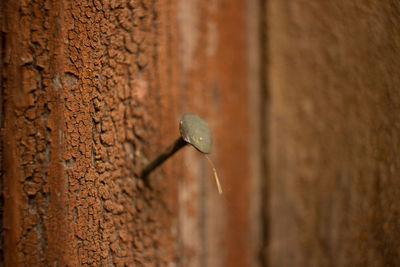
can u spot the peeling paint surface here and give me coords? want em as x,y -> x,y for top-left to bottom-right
3,0 -> 179,265
2,0 -> 261,266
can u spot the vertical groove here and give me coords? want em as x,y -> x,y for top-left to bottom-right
247,0 -> 266,265
0,0 -> 4,261
259,0 -> 269,266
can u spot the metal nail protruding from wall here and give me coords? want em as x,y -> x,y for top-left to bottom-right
141,113 -> 212,178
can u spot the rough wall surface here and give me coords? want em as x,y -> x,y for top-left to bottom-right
2,0 -> 68,265
268,1 -> 400,266
174,0 -> 262,266
2,0 -> 262,266
2,0 -> 179,265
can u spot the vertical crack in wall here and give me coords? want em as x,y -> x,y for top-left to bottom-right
245,0 -> 266,266
259,0 -> 269,265
0,0 -> 5,261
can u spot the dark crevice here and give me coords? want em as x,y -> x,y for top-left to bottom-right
0,5 -> 5,263
259,0 -> 269,266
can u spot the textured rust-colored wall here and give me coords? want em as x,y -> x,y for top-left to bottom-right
268,1 -> 400,266
3,0 -> 179,265
3,0 -> 68,265
2,0 -> 262,266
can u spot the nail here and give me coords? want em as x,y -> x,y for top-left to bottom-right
141,113 -> 212,178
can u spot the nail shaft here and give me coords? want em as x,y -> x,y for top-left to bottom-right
141,137 -> 187,178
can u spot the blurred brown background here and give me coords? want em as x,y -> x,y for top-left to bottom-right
1,0 -> 400,266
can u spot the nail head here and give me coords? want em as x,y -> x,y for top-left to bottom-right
179,113 -> 212,154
